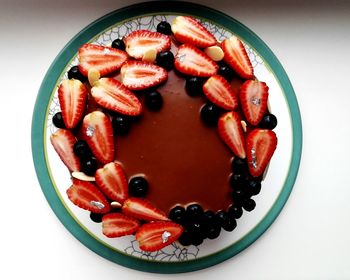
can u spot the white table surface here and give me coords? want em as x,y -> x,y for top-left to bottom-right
2,0 -> 350,279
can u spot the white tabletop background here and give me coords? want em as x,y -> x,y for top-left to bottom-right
1,0 -> 350,279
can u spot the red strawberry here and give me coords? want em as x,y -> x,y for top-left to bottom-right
95,162 -> 128,203
122,197 -> 168,222
171,16 -> 216,48
91,78 -> 142,116
67,179 -> 110,213
174,44 -> 218,77
82,111 -> 114,164
78,44 -> 128,76
221,36 -> 254,79
102,213 -> 140,238
202,75 -> 238,110
240,80 -> 269,125
58,79 -> 88,129
218,111 -> 246,159
246,129 -> 277,177
50,129 -> 80,172
120,61 -> 168,90
124,30 -> 171,59
135,221 -> 183,252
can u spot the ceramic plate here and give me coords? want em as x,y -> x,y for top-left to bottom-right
32,1 -> 302,273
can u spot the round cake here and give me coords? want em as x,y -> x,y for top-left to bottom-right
50,16 -> 278,252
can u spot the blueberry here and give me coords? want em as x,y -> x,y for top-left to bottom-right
178,229 -> 192,246
67,65 -> 86,83
145,91 -> 163,111
169,206 -> 186,224
222,216 -> 237,232
231,157 -> 248,174
242,198 -> 256,212
156,21 -> 172,35
111,38 -> 125,51
231,188 -> 247,202
218,64 -> 235,81
259,113 -> 278,129
228,204 -> 243,219
89,212 -> 103,223
192,235 -> 204,246
229,173 -> 245,188
185,76 -> 204,96
186,204 -> 204,222
188,222 -> 204,246
128,177 -> 149,197
52,112 -> 66,128
200,103 -> 222,127
216,210 -> 228,227
73,140 -> 92,159
156,51 -> 174,71
112,115 -> 132,136
245,178 -> 261,196
81,157 -> 98,176
206,223 -> 221,239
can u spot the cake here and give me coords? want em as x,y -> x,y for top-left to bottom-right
50,16 -> 278,252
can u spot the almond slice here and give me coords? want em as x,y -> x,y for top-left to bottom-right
72,171 -> 95,182
110,201 -> 122,208
241,120 -> 247,132
142,48 -> 157,63
204,46 -> 224,61
88,68 -> 100,87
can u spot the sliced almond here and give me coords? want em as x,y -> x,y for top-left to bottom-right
142,48 -> 157,63
110,201 -> 122,208
88,68 -> 100,87
241,120 -> 247,132
72,171 -> 95,182
204,46 -> 224,61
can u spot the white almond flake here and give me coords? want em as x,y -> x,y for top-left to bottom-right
103,48 -> 111,55
72,171 -> 95,182
90,201 -> 105,209
110,201 -> 122,208
86,126 -> 95,137
161,231 -> 171,243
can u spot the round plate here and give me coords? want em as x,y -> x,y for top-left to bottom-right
32,1 -> 302,274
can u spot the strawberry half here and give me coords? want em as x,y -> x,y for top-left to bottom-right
124,30 -> 171,59
58,79 -> 88,129
202,75 -> 238,110
78,44 -> 128,76
82,111 -> 114,164
50,129 -> 80,172
67,179 -> 110,213
135,221 -> 183,252
91,78 -> 142,116
246,129 -> 277,177
171,16 -> 216,48
102,213 -> 140,238
120,61 -> 168,90
240,80 -> 269,126
122,197 -> 168,222
221,36 -> 254,79
218,111 -> 246,158
174,44 -> 218,77
95,162 -> 128,203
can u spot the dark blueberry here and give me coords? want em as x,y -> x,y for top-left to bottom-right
229,173 -> 245,189
231,157 -> 248,174
245,178 -> 261,196
192,235 -> 204,246
222,216 -> 237,232
128,176 -> 149,197
156,51 -> 174,71
259,113 -> 278,130
81,157 -> 98,176
242,198 -> 256,212
186,203 -> 204,222
231,188 -> 247,202
89,212 -> 103,223
112,115 -> 132,136
218,64 -> 235,81
156,21 -> 172,35
185,76 -> 204,97
178,229 -> 192,246
52,112 -> 66,128
73,140 -> 92,159
67,65 -> 86,83
216,210 -> 228,228
228,204 -> 243,219
206,223 -> 221,239
111,38 -> 125,51
145,91 -> 163,111
169,206 -> 186,224
200,103 -> 222,127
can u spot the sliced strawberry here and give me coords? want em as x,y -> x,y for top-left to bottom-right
246,129 -> 277,177
122,197 -> 168,222
91,78 -> 142,116
202,75 -> 238,110
171,16 -> 216,48
102,213 -> 140,238
78,44 -> 128,76
50,129 -> 80,172
135,221 -> 183,252
67,179 -> 110,213
95,162 -> 128,203
124,30 -> 171,59
120,61 -> 168,90
58,79 -> 88,129
240,80 -> 269,126
82,111 -> 114,164
218,111 -> 246,159
174,44 -> 218,77
221,36 -> 254,79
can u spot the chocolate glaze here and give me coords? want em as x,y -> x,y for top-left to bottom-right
115,71 -> 243,214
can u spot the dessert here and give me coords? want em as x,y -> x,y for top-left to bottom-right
50,16 -> 278,252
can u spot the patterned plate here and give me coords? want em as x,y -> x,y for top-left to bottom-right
32,1 -> 302,273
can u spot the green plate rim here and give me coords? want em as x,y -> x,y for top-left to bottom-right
31,1 -> 302,274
